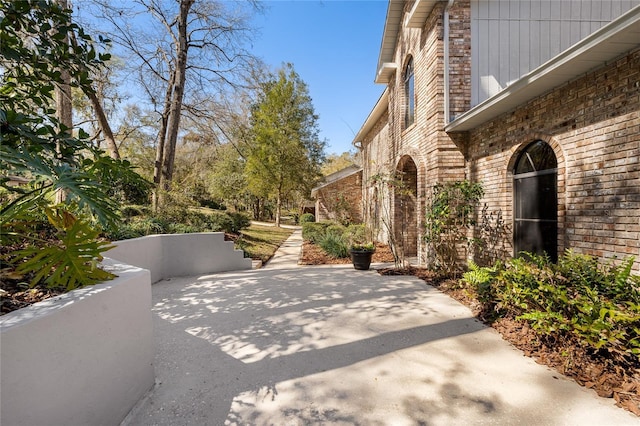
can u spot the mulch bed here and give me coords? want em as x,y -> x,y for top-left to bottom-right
1,281 -> 66,316
299,241 -> 396,265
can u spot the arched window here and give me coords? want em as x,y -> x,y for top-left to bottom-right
513,140 -> 558,261
404,57 -> 415,128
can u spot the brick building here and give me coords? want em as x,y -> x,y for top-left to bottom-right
355,0 -> 640,271
311,165 -> 364,224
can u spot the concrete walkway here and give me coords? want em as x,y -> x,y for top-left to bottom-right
123,231 -> 638,425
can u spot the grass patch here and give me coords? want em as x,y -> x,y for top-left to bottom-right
237,225 -> 295,263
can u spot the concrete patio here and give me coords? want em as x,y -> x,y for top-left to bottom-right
122,230 -> 638,425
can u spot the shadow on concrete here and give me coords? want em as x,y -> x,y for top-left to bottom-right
125,264 -> 637,425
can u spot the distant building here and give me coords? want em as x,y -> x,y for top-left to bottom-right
354,0 -> 640,270
311,165 -> 363,224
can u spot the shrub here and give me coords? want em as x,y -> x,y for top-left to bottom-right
462,252 -> 640,364
424,180 -> 484,276
344,223 -> 368,246
318,232 -> 349,259
227,212 -> 251,234
302,221 -> 331,243
188,211 -> 234,233
121,205 -> 151,218
326,224 -> 347,238
299,213 -> 315,224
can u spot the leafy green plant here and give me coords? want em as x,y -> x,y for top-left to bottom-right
302,221 -> 331,243
227,212 -> 251,234
318,232 -> 349,259
299,213 -> 315,224
14,206 -> 115,291
0,0 -> 141,292
461,252 -> 640,364
326,224 -> 346,238
343,223 -> 367,245
424,180 -> 484,276
462,260 -> 501,307
350,242 -> 375,252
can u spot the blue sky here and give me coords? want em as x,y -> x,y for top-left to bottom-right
250,1 -> 388,155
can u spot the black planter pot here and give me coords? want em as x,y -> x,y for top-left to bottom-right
349,249 -> 374,270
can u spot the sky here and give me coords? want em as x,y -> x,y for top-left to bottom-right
249,1 -> 389,155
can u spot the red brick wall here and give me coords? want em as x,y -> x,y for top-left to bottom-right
466,48 -> 640,271
315,171 -> 363,224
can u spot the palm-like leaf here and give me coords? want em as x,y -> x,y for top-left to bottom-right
16,214 -> 115,291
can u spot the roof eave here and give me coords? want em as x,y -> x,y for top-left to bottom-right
445,5 -> 640,133
352,88 -> 389,147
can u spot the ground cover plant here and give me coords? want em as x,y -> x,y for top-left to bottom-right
105,207 -> 251,241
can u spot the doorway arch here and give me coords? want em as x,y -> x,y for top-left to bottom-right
513,140 -> 558,261
395,156 -> 418,257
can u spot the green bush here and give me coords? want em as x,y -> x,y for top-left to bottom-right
462,252 -> 640,363
326,224 -> 347,238
344,223 -> 368,245
106,209 -> 248,240
121,205 -> 151,218
302,221 -> 331,243
318,232 -> 349,259
300,213 -> 315,224
227,212 -> 251,234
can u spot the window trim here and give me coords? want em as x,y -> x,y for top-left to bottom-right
404,57 -> 415,129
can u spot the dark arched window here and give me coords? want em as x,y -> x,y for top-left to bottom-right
513,140 -> 558,261
404,57 -> 415,128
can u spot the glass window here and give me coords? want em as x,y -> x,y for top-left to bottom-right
513,140 -> 558,262
404,57 -> 415,128
514,140 -> 557,174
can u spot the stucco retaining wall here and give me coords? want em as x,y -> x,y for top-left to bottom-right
106,232 -> 252,283
0,261 -> 154,426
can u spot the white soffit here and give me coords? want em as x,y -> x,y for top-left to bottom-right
445,5 -> 640,133
406,0 -> 440,28
376,1 -> 441,83
375,1 -> 404,84
353,88 -> 389,146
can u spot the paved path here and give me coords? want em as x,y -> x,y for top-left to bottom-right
123,231 -> 638,425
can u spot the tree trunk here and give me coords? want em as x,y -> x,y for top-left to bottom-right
152,70 -> 176,211
86,90 -> 120,159
161,0 -> 194,192
275,192 -> 282,228
54,0 -> 72,204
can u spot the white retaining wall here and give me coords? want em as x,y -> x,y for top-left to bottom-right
106,232 -> 252,283
0,261 -> 154,426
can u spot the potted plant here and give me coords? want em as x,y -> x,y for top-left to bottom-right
349,242 -> 375,270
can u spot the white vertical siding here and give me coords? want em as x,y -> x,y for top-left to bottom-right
470,0 -> 640,106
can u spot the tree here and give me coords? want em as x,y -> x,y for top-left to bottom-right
84,0 -> 261,209
72,56 -> 125,159
0,0 -> 145,289
208,143 -> 249,210
321,151 -> 359,176
245,64 -> 326,227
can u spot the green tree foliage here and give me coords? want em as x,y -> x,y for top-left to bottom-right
245,64 -> 326,226
207,143 -> 249,210
321,151 -> 359,176
0,0 -> 145,290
